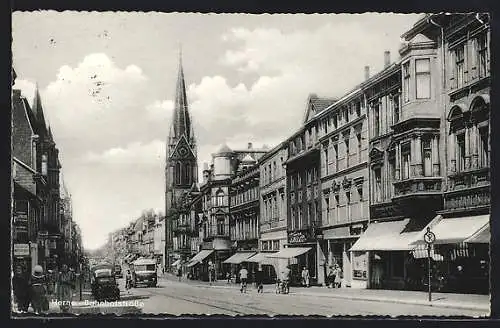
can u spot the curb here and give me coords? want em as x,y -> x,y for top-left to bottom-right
188,282 -> 489,312
297,292 -> 490,312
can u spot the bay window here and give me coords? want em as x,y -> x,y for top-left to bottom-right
416,58 -> 431,99
401,143 -> 411,180
403,62 -> 410,103
373,167 -> 382,203
422,139 -> 432,176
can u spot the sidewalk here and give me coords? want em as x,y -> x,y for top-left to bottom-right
159,274 -> 490,313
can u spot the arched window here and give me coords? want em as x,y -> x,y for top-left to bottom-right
215,189 -> 224,207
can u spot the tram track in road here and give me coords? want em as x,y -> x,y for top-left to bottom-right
135,280 -> 383,316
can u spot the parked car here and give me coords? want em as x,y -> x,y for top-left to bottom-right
131,258 -> 157,287
90,263 -> 120,301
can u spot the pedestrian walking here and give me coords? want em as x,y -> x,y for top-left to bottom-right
208,261 -> 215,285
255,266 -> 264,293
125,270 -> 133,293
334,264 -> 342,288
326,266 -> 335,288
177,266 -> 182,282
239,265 -> 248,293
226,272 -> 231,284
29,265 -> 49,314
12,264 -> 30,312
301,267 -> 310,287
57,264 -> 74,313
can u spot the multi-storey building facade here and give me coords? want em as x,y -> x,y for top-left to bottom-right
165,54 -> 198,269
283,95 -> 337,285
316,84 -> 370,288
225,159 -> 260,274
349,13 -> 490,294
187,144 -> 267,280
12,74 -> 65,273
256,142 -> 288,281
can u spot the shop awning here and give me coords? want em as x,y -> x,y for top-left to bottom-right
465,221 -> 490,244
172,259 -> 181,267
246,252 -> 275,265
415,215 -> 490,245
186,250 -> 214,267
349,219 -> 420,252
223,252 -> 256,264
265,247 -> 311,259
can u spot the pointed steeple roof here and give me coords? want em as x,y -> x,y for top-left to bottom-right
171,47 -> 193,142
32,84 -> 47,130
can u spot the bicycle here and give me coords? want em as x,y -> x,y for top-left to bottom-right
240,278 -> 248,293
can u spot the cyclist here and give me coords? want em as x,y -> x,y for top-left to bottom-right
281,265 -> 291,294
239,265 -> 248,293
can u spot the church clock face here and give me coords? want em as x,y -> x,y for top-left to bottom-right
178,146 -> 189,158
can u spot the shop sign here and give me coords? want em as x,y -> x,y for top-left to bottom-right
288,231 -> 307,244
352,251 -> 367,280
14,243 -> 30,257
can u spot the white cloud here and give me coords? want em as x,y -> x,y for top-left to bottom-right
84,140 -> 165,166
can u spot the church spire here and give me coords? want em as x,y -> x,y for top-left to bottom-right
171,46 -> 193,142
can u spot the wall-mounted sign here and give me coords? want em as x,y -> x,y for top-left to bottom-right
288,231 -> 307,244
13,243 -> 30,257
352,251 -> 368,280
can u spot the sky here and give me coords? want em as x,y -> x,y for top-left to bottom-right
12,12 -> 423,250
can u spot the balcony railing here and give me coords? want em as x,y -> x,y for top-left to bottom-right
447,167 -> 489,192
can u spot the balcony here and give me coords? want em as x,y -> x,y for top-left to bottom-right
447,167 -> 489,192
392,176 -> 443,216
443,167 -> 490,215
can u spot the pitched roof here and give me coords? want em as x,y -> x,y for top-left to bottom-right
241,154 -> 256,163
303,94 -> 337,123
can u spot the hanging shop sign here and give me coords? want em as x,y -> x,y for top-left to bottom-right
13,243 -> 30,257
288,231 -> 308,244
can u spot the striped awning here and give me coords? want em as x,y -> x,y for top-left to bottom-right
411,244 -> 444,261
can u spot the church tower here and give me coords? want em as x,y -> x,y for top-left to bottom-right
165,51 -> 198,266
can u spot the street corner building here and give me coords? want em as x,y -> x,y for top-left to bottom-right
11,68 -> 83,278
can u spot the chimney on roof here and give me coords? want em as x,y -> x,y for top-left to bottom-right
384,51 -> 391,68
248,142 -> 253,149
364,66 -> 370,80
